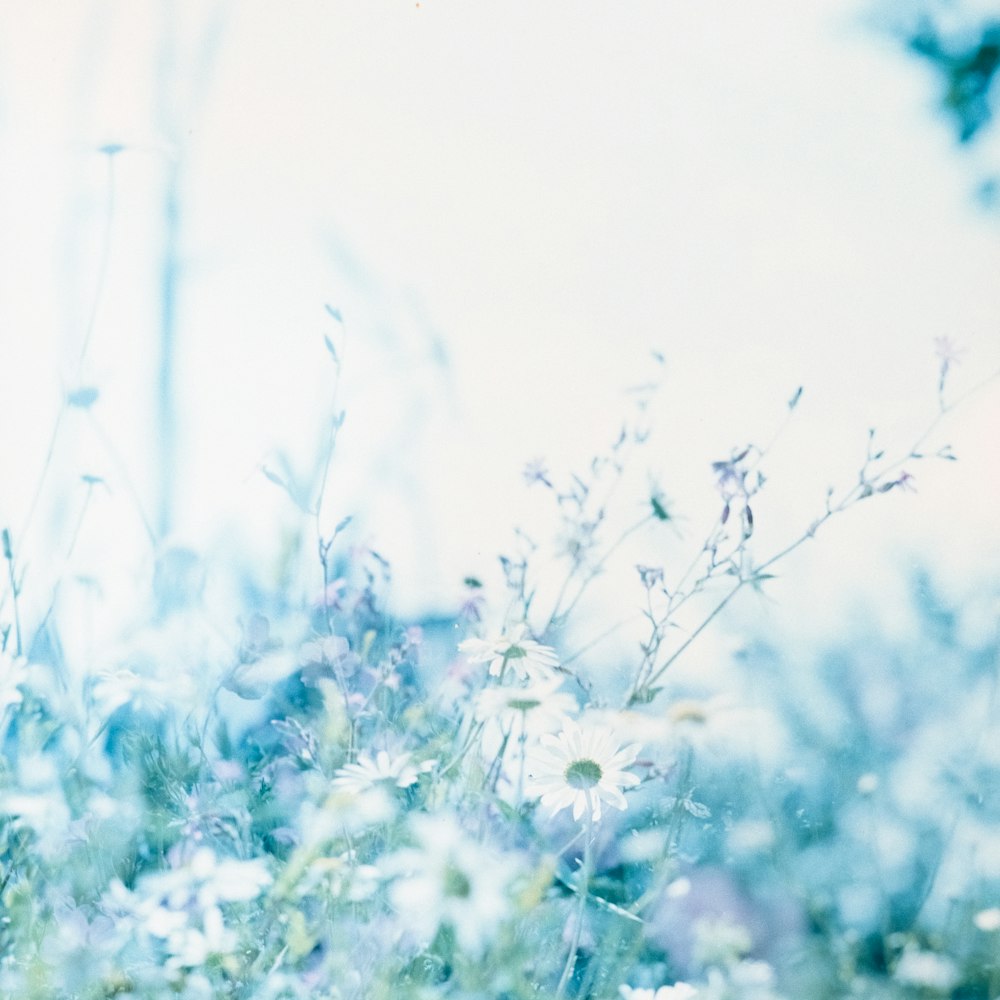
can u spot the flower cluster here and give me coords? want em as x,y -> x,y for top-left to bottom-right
0,341 -> 991,998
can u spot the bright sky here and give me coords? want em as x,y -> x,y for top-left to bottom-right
1,1 -> 998,661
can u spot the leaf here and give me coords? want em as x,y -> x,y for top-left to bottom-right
788,386 -> 803,410
591,895 -> 643,923
630,686 -> 661,705
493,798 -> 522,825
67,386 -> 99,408
683,799 -> 711,819
261,467 -> 313,514
324,304 -> 343,323
333,515 -> 353,535
463,576 -> 483,589
323,334 -> 339,364
262,467 -> 289,490
651,496 -> 671,521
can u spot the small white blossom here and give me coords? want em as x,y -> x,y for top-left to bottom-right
305,851 -> 380,902
459,623 -> 560,682
893,949 -> 960,992
108,849 -> 271,971
383,813 -> 519,955
974,906 -> 1000,931
619,985 -> 699,1000
526,718 -> 640,822
475,675 -> 577,735
331,750 -> 434,794
856,772 -> 879,795
692,914 -> 753,968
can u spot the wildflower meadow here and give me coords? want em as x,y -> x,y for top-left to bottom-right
3,4 -> 1000,999
1,325 -> 998,998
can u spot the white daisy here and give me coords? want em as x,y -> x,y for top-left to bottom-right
619,986 -> 700,1000
331,750 -> 433,794
526,718 -> 640,822
893,949 -> 960,992
383,813 -> 519,955
475,676 -> 577,736
458,623 -> 560,682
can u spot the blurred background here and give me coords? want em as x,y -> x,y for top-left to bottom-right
0,0 -> 998,670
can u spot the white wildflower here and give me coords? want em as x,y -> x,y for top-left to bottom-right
728,960 -> 780,993
475,675 -> 576,735
331,750 -> 434,794
856,772 -> 879,795
893,949 -> 960,992
91,667 -> 197,717
383,812 -> 518,955
692,914 -> 753,968
305,851 -> 380,902
974,907 -> 1000,931
111,848 -> 271,971
459,623 -> 560,682
619,985 -> 700,1000
526,717 -> 640,822
140,847 -> 272,910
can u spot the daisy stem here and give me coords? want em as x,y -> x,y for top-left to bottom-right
436,720 -> 485,781
556,794 -> 593,998
515,713 -> 527,808
488,724 -> 513,793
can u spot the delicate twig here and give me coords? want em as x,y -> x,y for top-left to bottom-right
628,367 -> 1000,705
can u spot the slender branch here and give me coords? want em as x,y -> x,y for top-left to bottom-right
627,365 -> 1000,706
548,515 -> 653,634
629,582 -> 742,705
556,794 -> 593,998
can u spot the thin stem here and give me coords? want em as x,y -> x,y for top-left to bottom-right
437,719 -> 486,781
630,582 -> 742,704
515,713 -> 528,808
629,750 -> 693,915
86,413 -> 157,547
3,530 -> 22,657
5,149 -> 119,612
556,793 -> 593,998
32,479 -> 100,685
77,150 -> 118,373
487,723 -> 514,794
562,612 -> 644,668
629,367 -> 1000,706
548,515 -> 653,633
